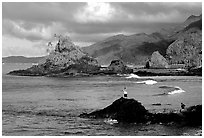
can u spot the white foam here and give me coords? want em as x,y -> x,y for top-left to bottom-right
125,73 -> 141,79
176,68 -> 186,71
104,119 -> 118,125
168,86 -> 185,95
135,80 -> 157,85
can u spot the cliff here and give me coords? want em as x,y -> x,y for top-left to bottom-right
166,22 -> 202,68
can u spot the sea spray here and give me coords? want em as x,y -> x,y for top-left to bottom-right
135,80 -> 157,85
168,86 -> 185,95
125,73 -> 141,79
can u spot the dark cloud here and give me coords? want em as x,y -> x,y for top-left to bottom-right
112,2 -> 201,16
3,2 -> 202,41
2,2 -> 84,24
2,2 -> 202,56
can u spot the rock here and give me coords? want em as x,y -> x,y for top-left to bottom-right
152,103 -> 161,106
188,66 -> 202,76
182,105 -> 202,126
107,60 -> 133,74
134,69 -> 189,76
40,35 -> 89,67
8,35 -> 100,76
146,51 -> 169,69
80,97 -> 148,123
80,97 -> 202,126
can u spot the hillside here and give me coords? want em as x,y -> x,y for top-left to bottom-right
2,56 -> 45,63
82,33 -> 174,65
82,14 -> 202,66
166,19 -> 202,68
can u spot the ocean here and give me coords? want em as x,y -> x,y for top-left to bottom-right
2,63 -> 202,136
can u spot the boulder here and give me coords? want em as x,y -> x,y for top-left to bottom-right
80,97 -> 148,123
146,51 -> 169,69
107,60 -> 133,74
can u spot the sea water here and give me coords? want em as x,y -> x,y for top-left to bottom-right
2,63 -> 202,136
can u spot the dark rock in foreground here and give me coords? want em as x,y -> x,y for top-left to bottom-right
80,97 -> 148,123
80,97 -> 202,126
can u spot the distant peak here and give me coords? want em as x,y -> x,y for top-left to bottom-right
129,33 -> 148,37
103,34 -> 127,42
186,14 -> 201,21
187,15 -> 197,20
111,34 -> 127,38
136,33 -> 147,36
115,34 -> 126,36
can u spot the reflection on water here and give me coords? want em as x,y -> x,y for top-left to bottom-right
2,63 -> 202,136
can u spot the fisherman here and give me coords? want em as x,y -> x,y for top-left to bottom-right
122,87 -> 128,98
180,103 -> 186,112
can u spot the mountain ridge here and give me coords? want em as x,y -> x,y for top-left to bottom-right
82,14 -> 202,66
2,56 -> 45,63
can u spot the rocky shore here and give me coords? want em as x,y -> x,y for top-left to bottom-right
7,35 -> 133,77
133,67 -> 202,76
7,34 -> 201,77
80,97 -> 202,126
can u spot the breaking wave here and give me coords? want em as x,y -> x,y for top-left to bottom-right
135,80 -> 157,85
155,85 -> 186,96
104,118 -> 118,125
125,74 -> 141,79
167,86 -> 185,95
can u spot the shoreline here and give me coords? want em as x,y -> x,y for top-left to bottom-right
7,67 -> 202,77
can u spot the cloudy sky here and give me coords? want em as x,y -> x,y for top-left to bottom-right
2,2 -> 202,57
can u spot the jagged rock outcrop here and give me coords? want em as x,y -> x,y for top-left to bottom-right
107,60 -> 133,74
8,35 -> 100,76
146,51 -> 169,69
80,97 -> 202,126
40,35 -> 89,67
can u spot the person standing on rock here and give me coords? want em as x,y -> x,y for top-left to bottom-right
180,103 -> 186,112
123,87 -> 128,98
